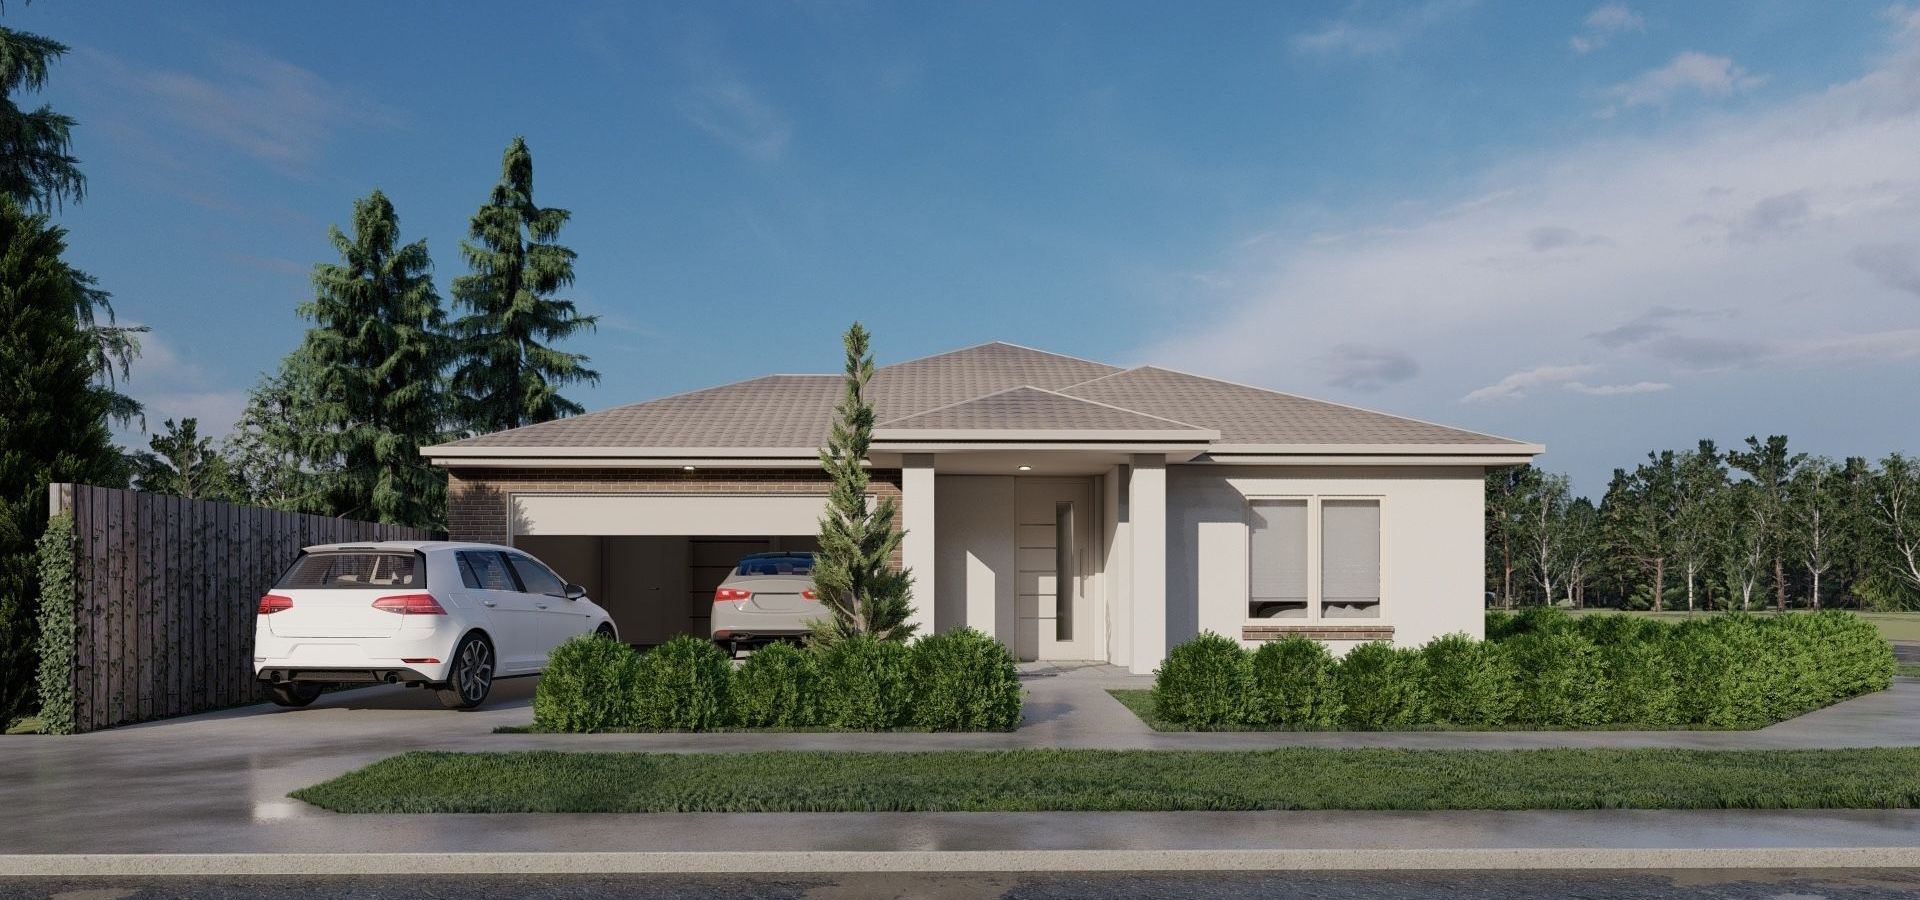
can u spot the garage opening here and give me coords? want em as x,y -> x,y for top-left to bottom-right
506,492 -> 833,647
514,535 -> 822,646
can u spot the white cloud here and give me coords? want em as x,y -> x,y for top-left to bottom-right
1463,364 -> 1600,403
680,78 -> 792,163
1564,380 -> 1672,396
1599,52 -> 1766,116
1144,10 -> 1920,476
76,42 -> 401,170
116,331 -> 248,444
1571,3 -> 1646,54
1292,0 -> 1478,58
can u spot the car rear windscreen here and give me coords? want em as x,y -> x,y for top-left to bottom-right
274,552 -> 423,589
735,554 -> 813,576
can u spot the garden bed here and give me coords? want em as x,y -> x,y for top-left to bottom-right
293,747 -> 1920,813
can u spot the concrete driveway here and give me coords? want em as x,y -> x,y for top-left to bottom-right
2,671 -> 1918,858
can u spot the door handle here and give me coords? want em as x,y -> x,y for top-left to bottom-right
536,603 -> 549,610
482,600 -> 497,607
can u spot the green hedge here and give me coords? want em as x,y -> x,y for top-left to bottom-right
1149,611 -> 1895,731
533,630 -> 1025,732
32,513 -> 76,735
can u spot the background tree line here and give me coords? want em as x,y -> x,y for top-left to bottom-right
1,8 -> 598,725
1487,436 -> 1920,612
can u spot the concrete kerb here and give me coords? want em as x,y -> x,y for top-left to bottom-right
4,848 -> 1920,877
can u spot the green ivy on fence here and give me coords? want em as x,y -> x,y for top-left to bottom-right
33,513 -> 76,735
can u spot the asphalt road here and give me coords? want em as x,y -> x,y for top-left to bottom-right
5,869 -> 1920,899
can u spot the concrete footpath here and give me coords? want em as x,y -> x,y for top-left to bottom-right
2,669 -> 1918,875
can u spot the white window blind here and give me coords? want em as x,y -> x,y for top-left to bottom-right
1321,500 -> 1380,618
1248,499 -> 1308,618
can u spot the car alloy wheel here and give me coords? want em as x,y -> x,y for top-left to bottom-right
437,634 -> 493,710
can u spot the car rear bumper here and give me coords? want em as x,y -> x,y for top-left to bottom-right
253,628 -> 455,683
257,666 -> 438,685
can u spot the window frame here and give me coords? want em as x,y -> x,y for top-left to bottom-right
1243,494 -> 1385,624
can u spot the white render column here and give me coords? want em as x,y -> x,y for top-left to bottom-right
900,454 -> 937,636
1128,455 -> 1167,675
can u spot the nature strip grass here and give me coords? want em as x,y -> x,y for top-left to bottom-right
292,748 -> 1920,814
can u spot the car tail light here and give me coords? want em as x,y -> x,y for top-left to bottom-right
714,587 -> 752,603
401,658 -> 440,664
801,588 -> 818,600
257,594 -> 293,615
372,593 -> 446,615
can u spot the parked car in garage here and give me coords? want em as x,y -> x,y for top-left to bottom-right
254,541 -> 616,710
710,551 -> 821,656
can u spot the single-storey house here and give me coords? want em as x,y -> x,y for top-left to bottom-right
422,342 -> 1541,674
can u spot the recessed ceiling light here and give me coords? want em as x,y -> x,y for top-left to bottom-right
1017,465 -> 1032,472
682,465 -> 696,472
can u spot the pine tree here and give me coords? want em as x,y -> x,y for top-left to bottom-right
809,322 -> 917,645
297,190 -> 448,528
222,352 -> 331,512
0,198 -> 121,724
0,23 -> 82,210
449,137 -> 598,434
127,418 -> 239,501
0,18 -> 143,423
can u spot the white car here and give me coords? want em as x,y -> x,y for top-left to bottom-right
253,541 -> 616,710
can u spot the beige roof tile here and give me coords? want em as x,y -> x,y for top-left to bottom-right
1060,366 -> 1526,446
431,342 -> 1527,452
877,386 -> 1209,433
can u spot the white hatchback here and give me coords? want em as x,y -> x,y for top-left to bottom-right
253,541 -> 616,710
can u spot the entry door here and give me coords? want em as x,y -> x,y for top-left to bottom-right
1016,478 -> 1096,661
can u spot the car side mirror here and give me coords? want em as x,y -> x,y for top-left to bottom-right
564,583 -> 586,601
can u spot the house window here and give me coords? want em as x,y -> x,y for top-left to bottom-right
1320,499 -> 1381,619
1248,499 -> 1309,619
1247,497 -> 1382,621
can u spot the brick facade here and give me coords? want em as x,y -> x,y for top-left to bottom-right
446,467 -> 904,545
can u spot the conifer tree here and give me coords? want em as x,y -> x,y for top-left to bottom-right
297,190 -> 448,528
809,323 -> 917,644
0,199 -> 121,723
450,137 -> 598,434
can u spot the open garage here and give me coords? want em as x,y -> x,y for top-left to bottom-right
507,493 -> 828,646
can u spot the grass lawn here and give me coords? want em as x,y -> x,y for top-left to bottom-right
1564,608 -> 1920,644
1900,665 -> 1920,679
293,748 -> 1920,814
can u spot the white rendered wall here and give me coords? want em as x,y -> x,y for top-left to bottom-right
1166,465 -> 1486,652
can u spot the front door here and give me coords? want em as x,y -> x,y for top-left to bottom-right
1015,478 -> 1096,661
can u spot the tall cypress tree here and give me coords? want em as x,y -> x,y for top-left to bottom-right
809,322 -> 917,645
450,137 -> 598,434
0,199 -> 121,723
297,190 -> 448,528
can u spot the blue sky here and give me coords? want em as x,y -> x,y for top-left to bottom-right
12,1 -> 1918,494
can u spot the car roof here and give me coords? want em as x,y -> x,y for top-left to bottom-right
300,540 -> 516,554
739,551 -> 814,559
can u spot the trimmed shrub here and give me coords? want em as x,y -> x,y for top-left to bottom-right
911,627 -> 1024,731
732,642 -> 819,728
630,635 -> 733,730
816,635 -> 913,730
534,634 -> 645,732
1802,610 -> 1895,701
1249,637 -> 1343,728
1335,642 -> 1428,730
1670,616 -> 1771,729
1505,631 -> 1606,727
1573,612 -> 1663,647
1758,615 -> 1824,718
1421,632 -> 1515,727
1509,605 -> 1572,637
1152,632 -> 1253,729
1594,634 -> 1678,727
1483,609 -> 1519,641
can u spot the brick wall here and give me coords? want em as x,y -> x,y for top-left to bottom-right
446,467 -> 904,545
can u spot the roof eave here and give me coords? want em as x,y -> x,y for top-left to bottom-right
872,427 -> 1220,442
